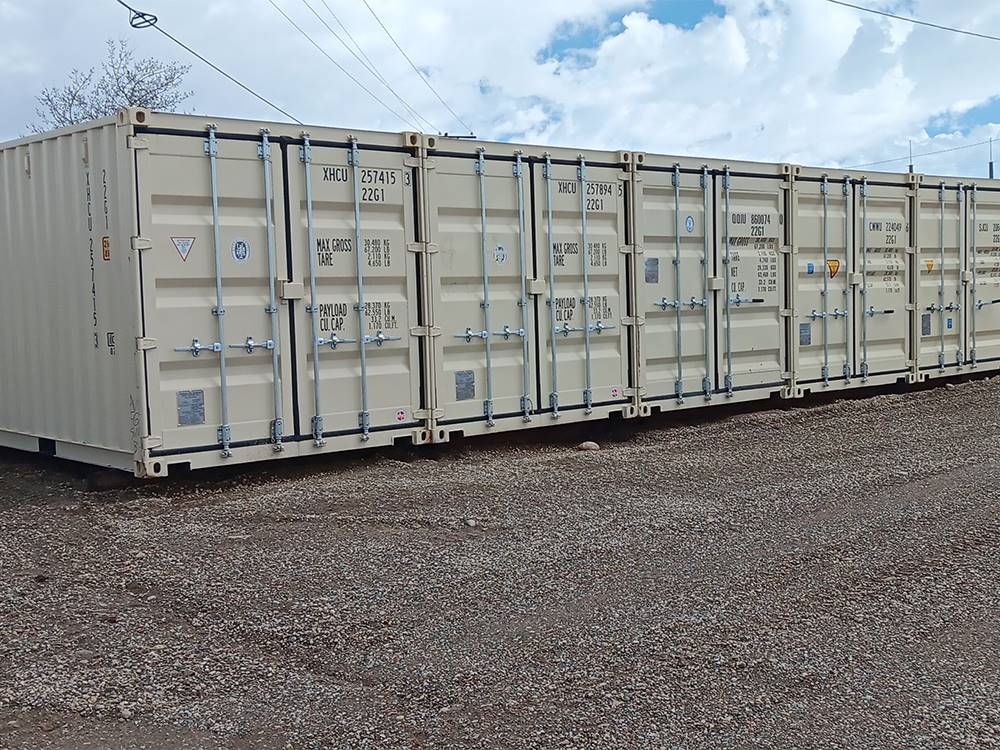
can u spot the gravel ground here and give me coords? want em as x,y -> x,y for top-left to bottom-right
1,378 -> 1000,749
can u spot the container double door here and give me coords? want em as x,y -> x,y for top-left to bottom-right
636,168 -> 786,400
427,152 -> 631,429
139,131 -> 422,458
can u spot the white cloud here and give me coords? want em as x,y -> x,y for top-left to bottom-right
3,0 -> 1000,177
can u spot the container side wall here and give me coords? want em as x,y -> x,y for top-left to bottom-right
0,121 -> 140,458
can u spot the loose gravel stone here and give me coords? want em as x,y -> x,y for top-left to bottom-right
1,379 -> 999,749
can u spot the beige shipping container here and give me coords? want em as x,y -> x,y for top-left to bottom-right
421,139 -> 636,442
632,153 -> 790,411
0,110 -> 429,477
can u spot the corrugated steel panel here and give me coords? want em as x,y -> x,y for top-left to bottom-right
0,116 -> 140,470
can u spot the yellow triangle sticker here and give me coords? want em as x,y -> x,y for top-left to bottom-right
827,259 -> 841,278
926,259 -> 935,272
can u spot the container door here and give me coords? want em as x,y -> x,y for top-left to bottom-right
916,183 -> 966,372
138,129 -> 293,457
534,157 -> 631,416
635,166 -> 714,403
969,187 -> 1000,366
716,172 -> 786,393
855,181 -> 911,379
795,178 -> 854,385
428,152 -> 537,426
290,138 -> 422,444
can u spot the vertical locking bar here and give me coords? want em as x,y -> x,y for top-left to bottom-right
860,177 -> 870,381
701,167 -> 712,398
821,176 -> 830,385
476,149 -> 496,427
578,156 -> 594,413
723,166 -> 734,396
843,179 -> 853,383
259,130 -> 284,450
205,126 -> 231,458
544,154 -> 560,417
672,164 -> 684,401
971,185 -> 979,366
514,152 -> 532,421
301,135 -> 325,446
349,138 -> 371,440
937,182 -> 946,370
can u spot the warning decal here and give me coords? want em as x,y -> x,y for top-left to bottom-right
827,259 -> 841,278
926,259 -> 935,273
172,237 -> 195,262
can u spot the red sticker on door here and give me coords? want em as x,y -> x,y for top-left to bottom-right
395,409 -> 407,423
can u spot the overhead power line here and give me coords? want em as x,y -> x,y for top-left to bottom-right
823,0 -> 1000,43
848,138 -> 994,169
113,0 -> 302,124
266,0 -> 419,130
298,0 -> 438,132
319,1 -> 383,90
359,0 -> 474,135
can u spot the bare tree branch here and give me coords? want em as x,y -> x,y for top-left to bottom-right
30,39 -> 192,133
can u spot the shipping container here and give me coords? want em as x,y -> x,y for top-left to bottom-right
421,139 -> 637,443
3,109 -> 1000,477
632,154 -> 791,412
0,110 -> 430,476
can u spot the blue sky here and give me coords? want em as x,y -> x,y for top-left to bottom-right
2,0 -> 1000,177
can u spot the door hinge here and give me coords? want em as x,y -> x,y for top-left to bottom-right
409,325 -> 442,338
127,136 -> 150,151
527,278 -> 547,296
407,241 -> 439,254
141,435 -> 163,451
780,309 -> 795,318
279,280 -> 305,301
780,245 -> 794,255
413,408 -> 444,420
622,316 -> 645,327
620,244 -> 640,255
131,237 -> 153,252
136,337 -> 158,352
